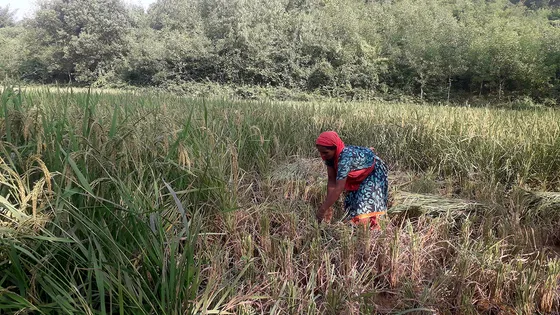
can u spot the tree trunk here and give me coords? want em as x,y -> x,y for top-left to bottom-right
419,74 -> 425,100
447,77 -> 452,103
499,79 -> 504,101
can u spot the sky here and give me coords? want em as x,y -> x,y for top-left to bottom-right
0,0 -> 156,20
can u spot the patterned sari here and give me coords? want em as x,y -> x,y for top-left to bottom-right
317,131 -> 389,229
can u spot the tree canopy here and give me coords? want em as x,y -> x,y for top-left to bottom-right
1,0 -> 560,101
0,5 -> 17,28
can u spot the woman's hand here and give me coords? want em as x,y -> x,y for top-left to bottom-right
323,207 -> 333,223
318,179 -> 345,223
316,206 -> 333,223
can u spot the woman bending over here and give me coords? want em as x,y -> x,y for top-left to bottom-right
315,131 -> 389,229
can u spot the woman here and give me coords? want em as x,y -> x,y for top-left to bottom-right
315,131 -> 389,229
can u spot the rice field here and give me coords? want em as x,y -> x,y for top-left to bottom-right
0,86 -> 559,314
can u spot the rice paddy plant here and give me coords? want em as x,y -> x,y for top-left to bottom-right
1,172 -> 202,314
0,86 -> 559,313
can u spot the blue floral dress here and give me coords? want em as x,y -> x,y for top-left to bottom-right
326,145 -> 389,219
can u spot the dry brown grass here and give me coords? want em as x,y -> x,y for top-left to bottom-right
190,157 -> 560,314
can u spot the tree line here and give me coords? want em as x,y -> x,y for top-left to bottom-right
1,0 -> 559,102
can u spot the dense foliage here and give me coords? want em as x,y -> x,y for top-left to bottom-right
1,0 -> 560,101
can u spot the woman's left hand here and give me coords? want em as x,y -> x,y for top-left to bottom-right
323,207 -> 333,223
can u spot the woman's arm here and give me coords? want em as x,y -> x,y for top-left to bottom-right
326,165 -> 336,194
317,166 -> 346,222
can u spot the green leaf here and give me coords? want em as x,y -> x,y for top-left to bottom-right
59,146 -> 94,195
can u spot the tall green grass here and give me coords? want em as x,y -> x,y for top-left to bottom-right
0,86 -> 559,313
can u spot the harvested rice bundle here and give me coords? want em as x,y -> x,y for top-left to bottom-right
513,188 -> 560,219
526,191 -> 560,210
388,191 -> 485,218
269,158 -> 327,205
535,192 -> 560,212
270,158 -> 325,181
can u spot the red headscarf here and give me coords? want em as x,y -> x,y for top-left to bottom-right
316,131 -> 345,168
316,131 -> 376,191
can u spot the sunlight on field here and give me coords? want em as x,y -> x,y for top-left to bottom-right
0,87 -> 559,314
